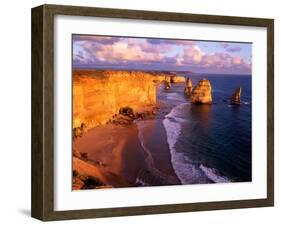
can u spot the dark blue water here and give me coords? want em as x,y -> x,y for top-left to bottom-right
161,75 -> 252,184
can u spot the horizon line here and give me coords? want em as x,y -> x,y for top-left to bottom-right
72,67 -> 251,76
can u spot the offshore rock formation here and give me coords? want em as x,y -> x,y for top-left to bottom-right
184,77 -> 193,97
73,70 -> 157,130
164,80 -> 171,90
230,87 -> 242,105
170,75 -> 186,83
190,79 -> 212,104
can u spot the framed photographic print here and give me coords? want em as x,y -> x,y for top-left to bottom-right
31,4 -> 274,221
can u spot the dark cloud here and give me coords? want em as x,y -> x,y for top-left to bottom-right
73,35 -> 121,45
220,43 -> 229,48
226,46 -> 242,52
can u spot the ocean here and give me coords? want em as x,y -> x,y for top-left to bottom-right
158,74 -> 252,184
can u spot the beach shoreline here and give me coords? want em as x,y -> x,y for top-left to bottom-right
72,99 -> 180,189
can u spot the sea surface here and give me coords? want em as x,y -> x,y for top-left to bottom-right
158,74 -> 252,184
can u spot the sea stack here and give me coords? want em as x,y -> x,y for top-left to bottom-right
164,80 -> 171,90
190,79 -> 212,104
184,77 -> 193,97
170,75 -> 175,84
230,87 -> 242,105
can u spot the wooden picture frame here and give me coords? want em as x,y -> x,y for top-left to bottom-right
31,4 -> 274,221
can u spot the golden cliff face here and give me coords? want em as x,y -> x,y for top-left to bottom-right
73,70 -> 157,130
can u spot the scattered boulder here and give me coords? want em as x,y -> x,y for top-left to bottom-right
72,169 -> 107,190
112,114 -> 134,125
230,87 -> 242,105
191,79 -> 212,104
73,123 -> 87,140
72,177 -> 85,190
184,77 -> 193,97
119,106 -> 135,118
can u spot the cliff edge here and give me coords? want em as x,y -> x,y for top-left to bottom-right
73,70 -> 158,130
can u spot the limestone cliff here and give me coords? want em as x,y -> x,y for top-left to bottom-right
184,77 -> 193,97
230,87 -> 242,105
191,79 -> 212,104
73,70 -> 158,130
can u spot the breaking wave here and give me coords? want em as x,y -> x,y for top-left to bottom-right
163,103 -> 231,184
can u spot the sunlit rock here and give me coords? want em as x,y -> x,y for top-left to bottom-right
170,75 -> 186,83
191,79 -> 212,104
73,70 -> 157,130
184,77 -> 193,97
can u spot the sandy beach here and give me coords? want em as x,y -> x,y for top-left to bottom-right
73,112 -> 180,189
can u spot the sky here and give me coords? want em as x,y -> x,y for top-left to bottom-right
73,35 -> 252,75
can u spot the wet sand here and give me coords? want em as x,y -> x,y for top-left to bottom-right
73,117 -> 180,188
136,119 -> 180,184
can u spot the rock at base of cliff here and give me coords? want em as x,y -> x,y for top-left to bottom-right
190,79 -> 212,104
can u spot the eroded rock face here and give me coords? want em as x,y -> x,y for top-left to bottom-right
73,70 -> 158,130
230,87 -> 242,105
191,79 -> 212,104
184,77 -> 193,97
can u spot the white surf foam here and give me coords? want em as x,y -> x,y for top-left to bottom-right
166,92 -> 185,102
200,164 -> 231,183
163,103 -> 209,184
163,103 -> 231,184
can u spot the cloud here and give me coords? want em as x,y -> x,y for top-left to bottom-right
146,39 -> 196,46
78,39 -> 165,64
220,43 -> 229,48
179,45 -> 251,73
231,56 -> 242,65
183,45 -> 203,64
73,35 -> 251,74
73,35 -> 121,45
226,46 -> 241,52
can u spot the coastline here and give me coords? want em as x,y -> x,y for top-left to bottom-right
72,70 -> 185,190
72,72 -> 252,189
73,99 -> 181,189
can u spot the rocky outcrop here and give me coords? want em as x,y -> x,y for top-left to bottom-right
230,87 -> 242,105
190,79 -> 212,104
73,157 -> 129,188
184,77 -> 193,97
151,74 -> 168,83
164,80 -> 171,90
73,70 -> 158,130
170,75 -> 186,83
